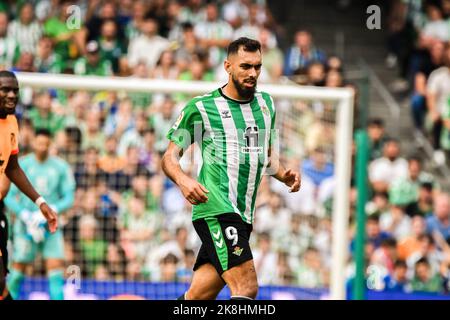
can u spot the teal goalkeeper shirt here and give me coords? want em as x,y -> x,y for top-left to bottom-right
4,154 -> 76,216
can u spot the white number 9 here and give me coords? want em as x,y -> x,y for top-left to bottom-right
225,226 -> 238,246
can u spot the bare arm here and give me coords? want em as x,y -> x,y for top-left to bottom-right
161,142 -> 209,205
0,174 -> 11,200
5,154 -> 40,202
5,154 -> 58,233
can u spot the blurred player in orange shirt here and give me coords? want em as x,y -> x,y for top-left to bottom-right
0,71 -> 57,300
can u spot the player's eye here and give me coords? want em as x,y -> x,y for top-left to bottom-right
254,64 -> 262,71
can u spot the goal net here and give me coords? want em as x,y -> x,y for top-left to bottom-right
10,72 -> 354,300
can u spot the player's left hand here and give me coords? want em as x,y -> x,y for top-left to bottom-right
39,203 -> 58,233
283,169 -> 301,193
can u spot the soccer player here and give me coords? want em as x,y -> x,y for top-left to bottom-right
5,128 -> 75,300
162,37 -> 301,300
0,70 -> 58,300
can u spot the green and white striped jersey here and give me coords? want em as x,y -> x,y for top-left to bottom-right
167,87 -> 276,224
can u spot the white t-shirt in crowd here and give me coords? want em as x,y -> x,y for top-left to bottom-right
369,157 -> 409,185
427,66 -> 450,115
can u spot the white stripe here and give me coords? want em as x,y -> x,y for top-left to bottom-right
213,97 -> 240,214
240,103 -> 259,223
196,98 -> 239,214
256,93 -> 272,174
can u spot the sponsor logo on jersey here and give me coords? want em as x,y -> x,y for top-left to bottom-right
221,110 -> 231,119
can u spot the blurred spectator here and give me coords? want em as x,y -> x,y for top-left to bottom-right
176,249 -> 195,283
76,214 -> 108,278
104,97 -> 134,137
159,253 -> 179,282
150,96 -> 178,153
380,185 -> 412,240
194,3 -> 233,68
125,0 -> 148,41
0,11 -> 20,69
426,193 -> 450,242
233,3 -> 265,41
106,243 -> 127,280
174,22 -> 202,72
12,51 -> 36,73
367,118 -> 390,160
301,147 -> 334,188
8,3 -> 42,55
98,19 -> 127,75
27,89 -> 65,136
284,30 -> 326,76
117,110 -> 149,156
407,234 -> 441,278
178,0 -> 206,27
127,16 -> 169,70
98,135 -> 126,174
254,191 -> 291,234
418,3 -> 449,49
383,260 -> 410,293
410,41 -> 444,130
81,110 -> 106,152
150,50 -> 179,80
119,195 -> 157,263
306,62 -> 326,86
253,232 -> 278,285
365,215 -> 393,250
370,238 -> 398,275
325,70 -> 344,88
369,139 -> 408,193
259,28 -> 283,82
74,40 -> 113,76
34,36 -> 64,73
83,0 -> 125,47
223,0 -> 251,29
397,215 -> 427,260
426,44 -> 450,165
74,146 -> 106,190
294,247 -> 326,288
410,257 -> 443,293
43,1 -> 80,62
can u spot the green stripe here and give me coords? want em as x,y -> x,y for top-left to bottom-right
249,98 -> 266,223
205,217 -> 228,271
227,101 -> 250,218
202,98 -> 229,199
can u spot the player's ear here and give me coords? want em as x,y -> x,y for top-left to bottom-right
224,59 -> 231,74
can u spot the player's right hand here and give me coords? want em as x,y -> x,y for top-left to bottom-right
39,203 -> 58,233
178,176 -> 209,205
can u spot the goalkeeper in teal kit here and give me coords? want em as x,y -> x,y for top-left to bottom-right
4,129 -> 75,300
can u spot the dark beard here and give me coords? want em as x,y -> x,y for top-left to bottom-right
232,75 -> 256,100
0,106 -> 15,118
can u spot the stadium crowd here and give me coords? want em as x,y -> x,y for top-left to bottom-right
0,0 -> 448,296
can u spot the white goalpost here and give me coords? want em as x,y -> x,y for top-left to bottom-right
16,72 -> 355,300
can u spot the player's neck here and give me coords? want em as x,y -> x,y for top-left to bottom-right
35,154 -> 49,163
0,109 -> 6,119
221,83 -> 254,103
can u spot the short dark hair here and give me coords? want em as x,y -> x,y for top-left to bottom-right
35,128 -> 52,138
394,260 -> 407,269
227,37 -> 261,57
0,70 -> 17,80
368,118 -> 384,127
